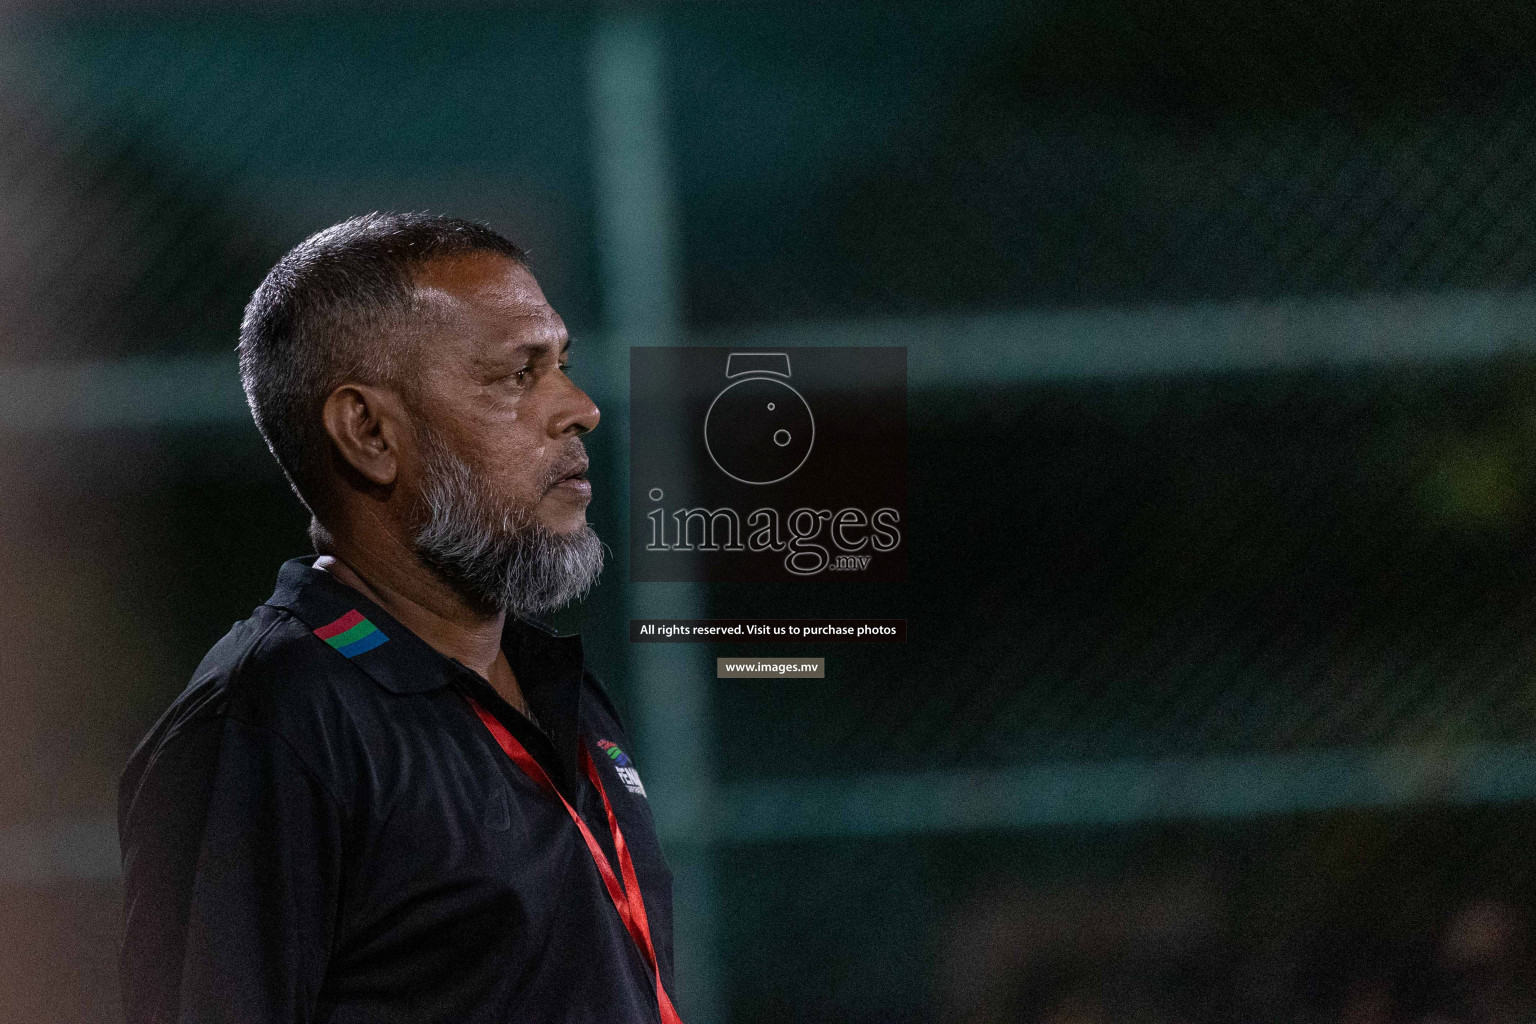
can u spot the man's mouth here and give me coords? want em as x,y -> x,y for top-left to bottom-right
548,457 -> 591,495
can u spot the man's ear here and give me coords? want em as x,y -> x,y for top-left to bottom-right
320,383 -> 407,487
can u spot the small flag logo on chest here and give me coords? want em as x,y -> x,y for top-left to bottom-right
597,739 -> 647,797
314,610 -> 389,658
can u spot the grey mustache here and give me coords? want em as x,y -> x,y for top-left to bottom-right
545,447 -> 590,488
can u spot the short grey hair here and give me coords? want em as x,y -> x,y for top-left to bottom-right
237,212 -> 527,517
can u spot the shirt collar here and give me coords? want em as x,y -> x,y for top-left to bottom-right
265,555 -> 589,788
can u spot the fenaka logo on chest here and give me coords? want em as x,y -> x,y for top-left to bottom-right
596,740 -> 647,798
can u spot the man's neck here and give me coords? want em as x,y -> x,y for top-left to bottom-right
314,549 -> 537,723
313,539 -> 505,684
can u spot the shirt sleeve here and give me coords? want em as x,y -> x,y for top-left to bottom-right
119,715 -> 343,1024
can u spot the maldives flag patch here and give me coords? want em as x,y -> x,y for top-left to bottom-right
313,609 -> 388,658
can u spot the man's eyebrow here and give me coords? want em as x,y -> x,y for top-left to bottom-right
490,333 -> 570,361
534,335 -> 573,360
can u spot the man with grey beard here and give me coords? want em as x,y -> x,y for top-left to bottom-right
117,214 -> 682,1024
411,419 -> 606,633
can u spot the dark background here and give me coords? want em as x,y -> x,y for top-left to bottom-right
6,1 -> 1536,1022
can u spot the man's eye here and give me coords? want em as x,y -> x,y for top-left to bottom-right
513,368 -> 531,384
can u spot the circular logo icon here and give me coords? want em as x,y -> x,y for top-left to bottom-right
704,376 -> 815,485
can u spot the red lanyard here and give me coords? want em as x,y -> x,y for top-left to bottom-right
462,693 -> 684,1024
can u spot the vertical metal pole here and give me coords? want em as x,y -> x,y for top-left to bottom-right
588,17 -> 723,1023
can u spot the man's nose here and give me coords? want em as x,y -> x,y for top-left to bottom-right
553,379 -> 600,436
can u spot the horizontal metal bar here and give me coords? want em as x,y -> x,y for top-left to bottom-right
0,816 -> 120,884
0,353 -> 247,431
5,289 -> 1536,431
709,743 -> 1536,842
14,743 -> 1536,881
699,288 -> 1536,387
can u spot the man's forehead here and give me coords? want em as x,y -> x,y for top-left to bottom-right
411,254 -> 565,352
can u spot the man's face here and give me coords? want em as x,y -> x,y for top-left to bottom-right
408,254 -> 599,535
401,254 -> 604,615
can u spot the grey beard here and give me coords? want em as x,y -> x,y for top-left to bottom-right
410,433 -> 604,616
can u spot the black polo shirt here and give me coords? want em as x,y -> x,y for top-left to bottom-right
118,556 -> 676,1024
